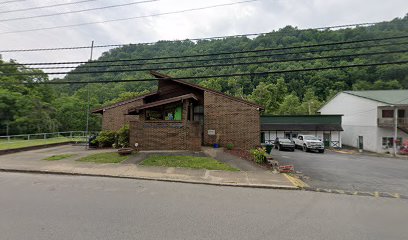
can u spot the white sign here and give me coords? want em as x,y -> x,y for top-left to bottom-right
207,130 -> 216,135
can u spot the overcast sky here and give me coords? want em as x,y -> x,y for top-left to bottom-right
0,0 -> 407,67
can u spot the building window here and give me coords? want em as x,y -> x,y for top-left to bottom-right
145,103 -> 182,121
382,137 -> 403,148
382,110 -> 394,118
398,109 -> 405,118
284,132 -> 297,140
261,132 -> 265,143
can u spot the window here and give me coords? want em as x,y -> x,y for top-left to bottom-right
284,132 -> 297,140
382,137 -> 403,148
145,103 -> 182,121
398,109 -> 405,118
260,132 -> 265,143
304,135 -> 318,140
382,110 -> 394,118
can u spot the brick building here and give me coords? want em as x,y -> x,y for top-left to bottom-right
92,71 -> 263,150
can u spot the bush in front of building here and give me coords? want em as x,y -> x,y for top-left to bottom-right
250,147 -> 267,164
117,125 -> 130,148
93,130 -> 117,148
92,125 -> 130,148
226,143 -> 234,150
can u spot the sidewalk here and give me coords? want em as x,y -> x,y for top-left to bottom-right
0,146 -> 298,190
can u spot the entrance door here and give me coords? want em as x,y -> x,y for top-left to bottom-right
323,133 -> 331,147
358,136 -> 364,150
193,105 -> 204,145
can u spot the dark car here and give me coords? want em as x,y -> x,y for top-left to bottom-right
275,138 -> 295,151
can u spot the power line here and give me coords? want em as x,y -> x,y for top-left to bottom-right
0,0 -> 159,22
0,21 -> 382,52
0,0 -> 258,35
3,35 -> 408,65
0,0 -> 24,5
5,49 -> 406,75
0,0 -> 99,14
2,60 -> 407,85
19,41 -> 408,70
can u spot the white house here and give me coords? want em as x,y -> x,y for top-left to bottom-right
319,90 -> 408,153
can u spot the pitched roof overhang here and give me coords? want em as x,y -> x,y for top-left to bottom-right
261,123 -> 343,131
127,93 -> 198,114
150,71 -> 264,110
91,92 -> 158,114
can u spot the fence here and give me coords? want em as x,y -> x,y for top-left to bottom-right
0,131 -> 97,142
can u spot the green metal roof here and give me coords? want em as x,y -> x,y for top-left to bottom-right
344,90 -> 408,105
260,115 -> 342,124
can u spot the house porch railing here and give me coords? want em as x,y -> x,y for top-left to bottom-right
378,118 -> 408,127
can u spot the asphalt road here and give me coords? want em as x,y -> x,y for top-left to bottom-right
0,172 -> 407,240
272,148 -> 408,196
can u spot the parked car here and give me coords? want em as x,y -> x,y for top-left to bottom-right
294,135 -> 325,153
274,138 -> 295,151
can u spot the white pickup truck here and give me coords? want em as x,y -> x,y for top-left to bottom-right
294,135 -> 325,153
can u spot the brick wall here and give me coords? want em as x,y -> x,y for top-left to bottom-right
101,99 -> 144,131
129,121 -> 201,151
203,91 -> 260,150
129,99 -> 201,151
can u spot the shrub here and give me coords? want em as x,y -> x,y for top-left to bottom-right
250,147 -> 267,164
95,130 -> 116,148
226,143 -> 234,150
117,124 -> 130,148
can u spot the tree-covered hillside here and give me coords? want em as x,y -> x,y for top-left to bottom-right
1,15 -> 407,135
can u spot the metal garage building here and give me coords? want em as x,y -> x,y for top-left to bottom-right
260,115 -> 343,148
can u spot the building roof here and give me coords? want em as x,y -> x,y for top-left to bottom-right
91,92 -> 158,114
260,115 -> 343,131
92,71 -> 264,114
128,93 -> 198,113
261,123 -> 343,131
150,71 -> 264,109
261,115 -> 342,124
343,90 -> 408,105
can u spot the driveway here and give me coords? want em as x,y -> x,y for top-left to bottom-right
272,148 -> 408,196
0,145 -> 114,164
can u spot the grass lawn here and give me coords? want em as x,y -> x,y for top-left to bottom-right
77,152 -> 130,163
141,155 -> 239,171
0,137 -> 84,150
43,154 -> 77,161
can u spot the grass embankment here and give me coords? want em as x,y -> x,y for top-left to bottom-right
0,137 -> 84,150
141,155 -> 239,171
77,152 -> 130,163
43,154 -> 77,161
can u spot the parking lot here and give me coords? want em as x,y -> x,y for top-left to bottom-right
272,148 -> 408,196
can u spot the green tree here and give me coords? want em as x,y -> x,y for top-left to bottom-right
278,93 -> 302,115
299,88 -> 323,115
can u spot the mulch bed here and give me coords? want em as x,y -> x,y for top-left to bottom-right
225,148 -> 272,170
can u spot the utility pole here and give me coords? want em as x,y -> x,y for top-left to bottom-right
85,40 -> 94,148
393,105 -> 398,156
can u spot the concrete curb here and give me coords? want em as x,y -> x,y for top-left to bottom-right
0,168 -> 300,191
0,142 -> 75,156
